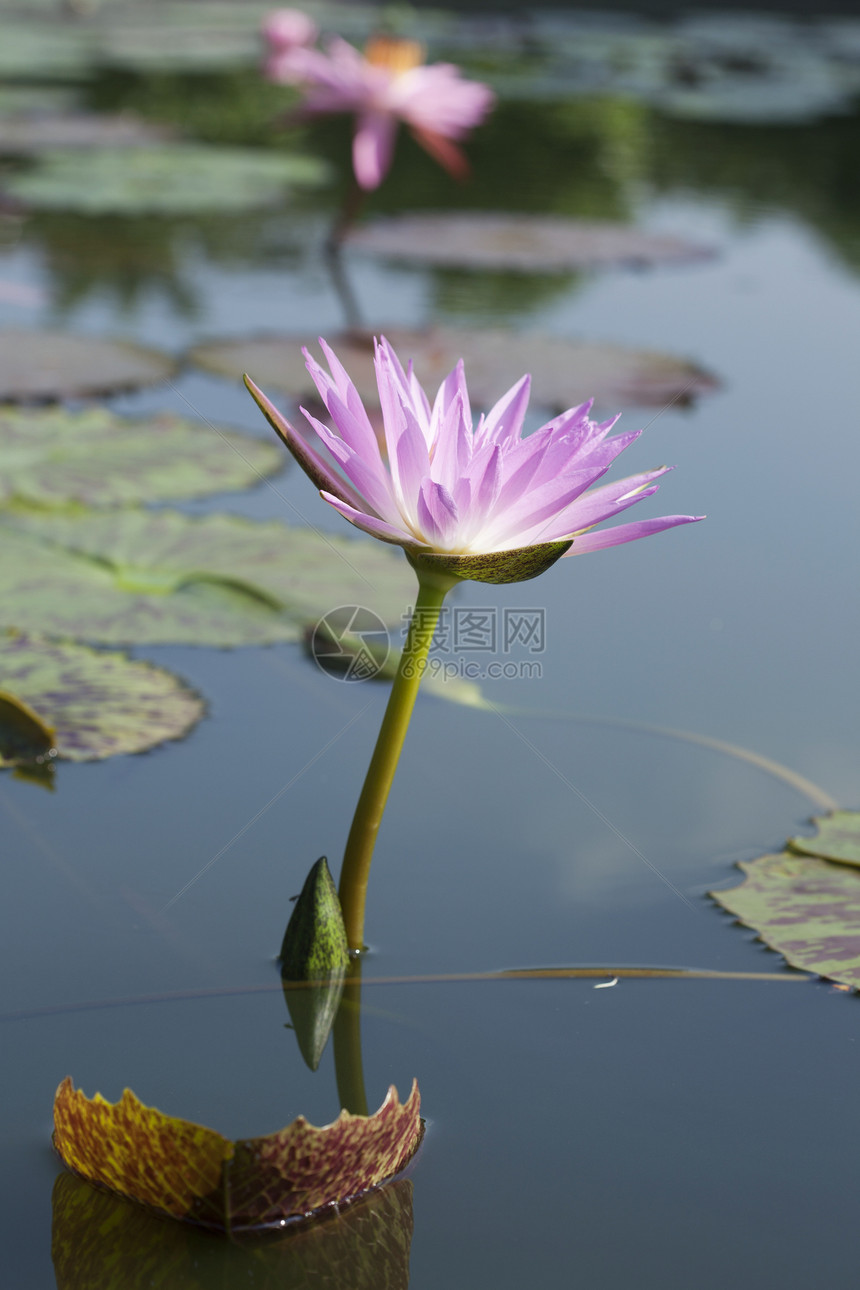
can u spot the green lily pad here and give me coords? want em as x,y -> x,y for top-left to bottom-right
193,326 -> 718,412
346,214 -> 715,272
98,24 -> 258,72
0,406 -> 282,507
0,22 -> 93,81
2,144 -> 330,215
711,811 -> 860,989
0,508 -> 417,647
0,113 -> 171,155
0,330 -> 175,403
0,87 -> 81,116
0,631 -> 204,766
788,811 -> 860,867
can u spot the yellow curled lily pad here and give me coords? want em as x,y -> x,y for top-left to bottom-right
53,1077 -> 423,1233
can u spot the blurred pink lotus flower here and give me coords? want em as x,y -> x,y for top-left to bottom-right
263,25 -> 494,190
261,8 -> 318,70
245,338 -> 703,586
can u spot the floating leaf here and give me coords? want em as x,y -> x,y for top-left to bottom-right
3,144 -> 330,215
346,214 -> 715,272
712,852 -> 860,989
0,632 -> 204,765
91,0 -> 266,71
0,112 -> 171,154
99,24 -> 258,73
0,87 -> 81,116
712,813 -> 860,988
788,811 -> 860,868
0,406 -> 281,507
52,1169 -> 414,1290
0,22 -> 93,81
0,508 -> 416,646
192,326 -> 718,412
0,329 -> 175,403
280,857 -> 350,1072
53,1076 -> 422,1233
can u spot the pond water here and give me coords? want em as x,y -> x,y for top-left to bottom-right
3,5 -> 860,1288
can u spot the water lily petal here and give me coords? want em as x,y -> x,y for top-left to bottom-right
520,467 -> 674,545
353,111 -> 398,190
417,480 -> 459,548
320,491 -> 417,547
243,375 -> 364,509
248,338 -> 702,580
477,374 -> 531,447
567,514 -> 705,555
300,408 -> 397,521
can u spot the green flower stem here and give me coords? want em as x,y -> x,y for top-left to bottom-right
338,566 -> 456,951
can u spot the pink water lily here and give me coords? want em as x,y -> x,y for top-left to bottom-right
262,8 -> 318,56
264,26 -> 494,189
245,337 -> 703,586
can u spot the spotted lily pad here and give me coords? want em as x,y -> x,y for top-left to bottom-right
0,113 -> 171,155
2,145 -> 330,215
711,811 -> 860,988
0,330 -> 175,403
0,406 -> 282,507
52,1170 -> 414,1289
53,1076 -> 422,1233
788,811 -> 860,867
193,327 -> 718,412
0,632 -> 204,766
346,214 -> 715,272
0,508 -> 417,646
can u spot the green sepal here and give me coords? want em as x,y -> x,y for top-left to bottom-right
407,539 -> 572,586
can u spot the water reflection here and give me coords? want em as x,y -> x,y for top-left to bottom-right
282,957 -> 369,1115
27,214 -> 201,318
17,89 -> 860,330
52,1170 -> 414,1290
282,968 -> 347,1074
